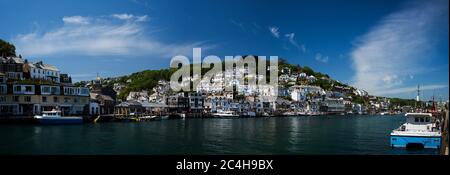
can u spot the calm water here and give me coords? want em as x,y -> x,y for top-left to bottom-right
0,115 -> 440,155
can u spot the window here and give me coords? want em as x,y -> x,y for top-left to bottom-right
0,85 -> 6,94
53,97 -> 58,102
25,86 -> 33,92
42,86 -> 51,93
425,117 -> 430,122
415,118 -> 419,122
0,96 -> 5,102
64,97 -> 69,103
42,96 -> 47,102
420,118 -> 424,122
14,86 -> 21,92
13,96 -> 19,102
24,96 -> 31,102
74,98 -> 78,103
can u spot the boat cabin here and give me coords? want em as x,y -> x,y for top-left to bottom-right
42,110 -> 62,117
399,113 -> 440,132
406,113 -> 434,124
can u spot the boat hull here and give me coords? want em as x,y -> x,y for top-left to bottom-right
390,135 -> 441,149
36,117 -> 83,124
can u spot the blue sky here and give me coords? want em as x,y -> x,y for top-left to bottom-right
0,0 -> 448,100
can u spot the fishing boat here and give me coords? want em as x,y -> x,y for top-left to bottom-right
34,110 -> 83,124
390,113 -> 442,149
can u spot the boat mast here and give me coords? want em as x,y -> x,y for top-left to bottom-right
415,85 -> 420,111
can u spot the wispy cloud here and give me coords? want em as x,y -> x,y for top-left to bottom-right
285,33 -> 306,53
112,13 -> 148,22
269,26 -> 280,38
230,19 -> 245,31
62,16 -> 90,25
13,14 -> 209,58
315,53 -> 329,63
350,0 -> 448,96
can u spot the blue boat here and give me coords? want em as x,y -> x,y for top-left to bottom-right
34,110 -> 83,124
390,113 -> 442,149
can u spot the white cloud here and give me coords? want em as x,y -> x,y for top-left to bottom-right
136,15 -> 148,22
285,33 -> 306,53
112,14 -> 149,22
112,13 -> 134,20
350,0 -> 448,96
62,16 -> 90,25
13,14 -> 208,57
315,53 -> 329,63
269,26 -> 280,38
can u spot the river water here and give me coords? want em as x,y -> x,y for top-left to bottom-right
0,115 -> 440,155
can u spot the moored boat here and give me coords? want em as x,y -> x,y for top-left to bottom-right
34,110 -> 83,124
390,113 -> 442,149
212,110 -> 239,118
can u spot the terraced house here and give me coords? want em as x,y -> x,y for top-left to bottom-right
0,56 -> 89,117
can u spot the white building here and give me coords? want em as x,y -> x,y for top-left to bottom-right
27,61 -> 60,83
126,91 -> 149,102
289,85 -> 325,101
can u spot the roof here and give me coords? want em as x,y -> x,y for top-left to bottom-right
116,100 -> 143,107
32,61 -> 59,71
405,113 -> 433,117
90,93 -> 115,101
1,57 -> 24,64
10,57 -> 25,64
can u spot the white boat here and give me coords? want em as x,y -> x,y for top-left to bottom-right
212,110 -> 238,118
34,110 -> 83,124
390,113 -> 442,149
143,115 -> 169,120
283,111 -> 296,116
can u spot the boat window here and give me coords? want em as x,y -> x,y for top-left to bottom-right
415,117 -> 419,122
420,118 -> 424,122
425,117 -> 430,122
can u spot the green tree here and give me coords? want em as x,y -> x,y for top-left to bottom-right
302,66 -> 314,76
0,39 -> 16,57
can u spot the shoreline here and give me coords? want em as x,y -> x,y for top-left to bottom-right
0,113 -> 403,124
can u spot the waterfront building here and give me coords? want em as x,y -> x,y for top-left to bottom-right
188,92 -> 205,113
0,83 -> 89,116
322,98 -> 346,115
24,61 -> 60,83
114,100 -> 145,116
166,92 -> 190,113
0,56 -> 24,80
89,92 -> 115,115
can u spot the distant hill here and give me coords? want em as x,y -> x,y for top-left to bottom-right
76,56 -> 419,107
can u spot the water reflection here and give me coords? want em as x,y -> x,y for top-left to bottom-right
0,116 -> 440,155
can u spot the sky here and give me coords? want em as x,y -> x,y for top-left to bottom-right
0,0 -> 448,100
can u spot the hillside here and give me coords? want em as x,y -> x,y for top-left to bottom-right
76,57 -> 419,107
